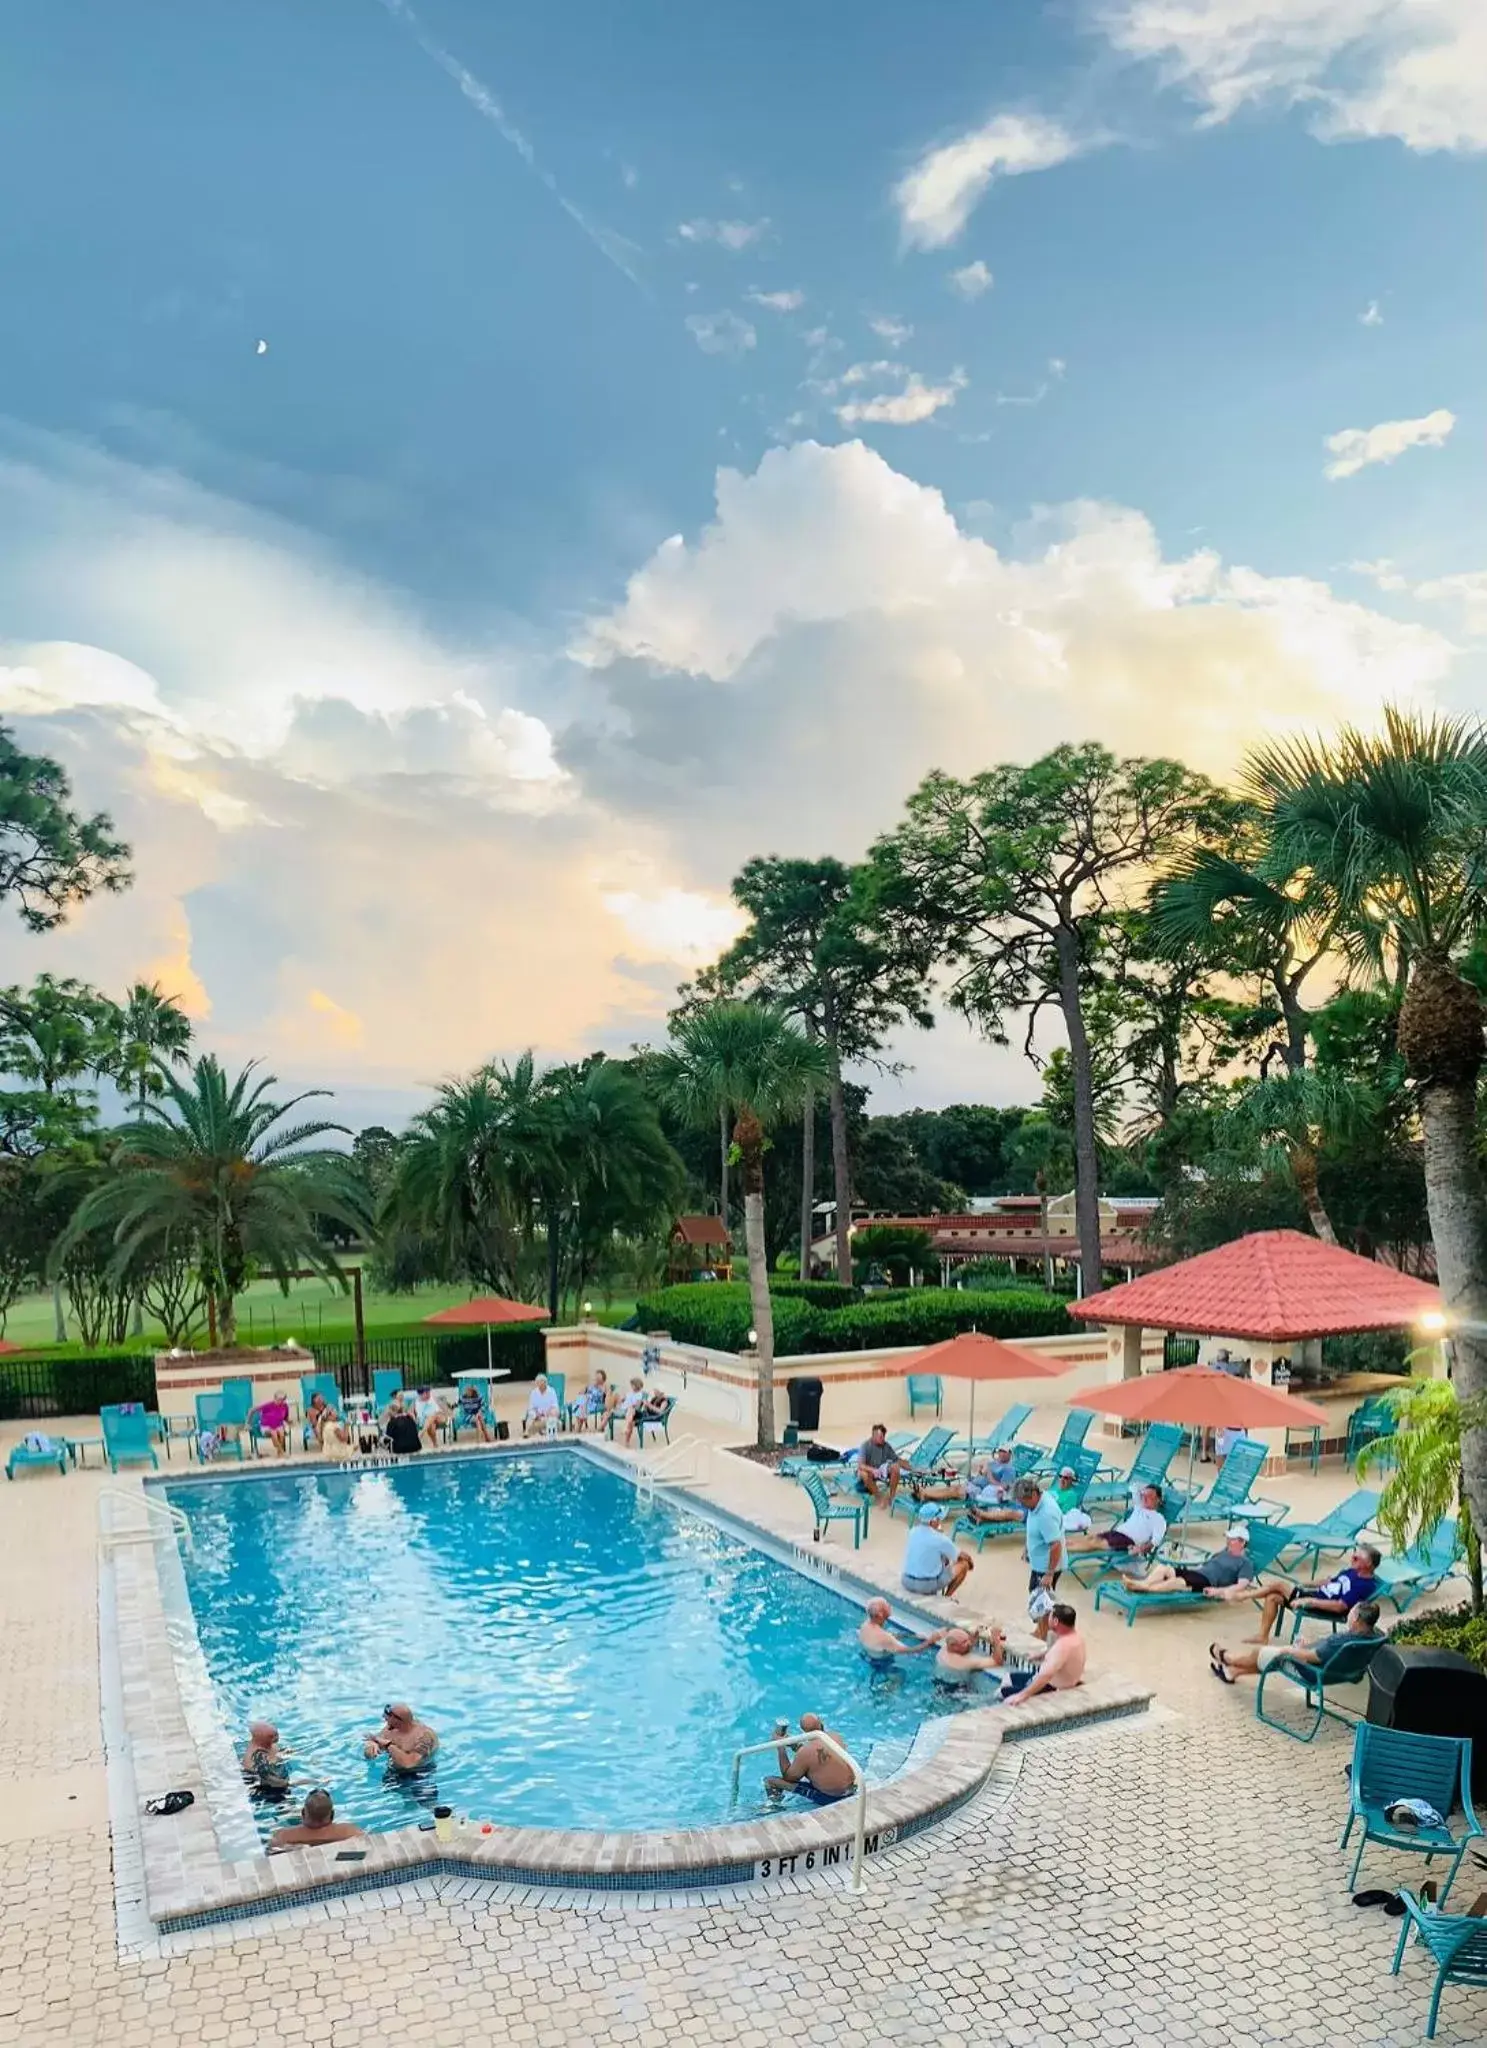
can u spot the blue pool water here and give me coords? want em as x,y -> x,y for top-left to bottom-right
162,1449 -> 986,1838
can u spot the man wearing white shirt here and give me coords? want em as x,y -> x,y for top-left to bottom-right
522,1375 -> 562,1438
1064,1483 -> 1168,1560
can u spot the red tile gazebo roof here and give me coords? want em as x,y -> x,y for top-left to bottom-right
1068,1229 -> 1439,1342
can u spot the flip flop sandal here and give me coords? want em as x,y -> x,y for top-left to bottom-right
144,1790 -> 195,1817
1209,1659 -> 1235,1685
1383,1896 -> 1408,1917
1352,1890 -> 1395,1909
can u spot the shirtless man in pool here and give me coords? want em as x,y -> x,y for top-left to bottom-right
362,1702 -> 439,1772
764,1714 -> 855,1804
857,1598 -> 942,1661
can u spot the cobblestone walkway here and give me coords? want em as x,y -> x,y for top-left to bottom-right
0,1419 -> 1477,2047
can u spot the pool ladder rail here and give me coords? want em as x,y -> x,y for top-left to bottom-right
634,1434 -> 712,1497
98,1487 -> 194,1557
729,1729 -> 869,1895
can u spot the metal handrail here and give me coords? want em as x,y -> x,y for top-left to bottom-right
729,1729 -> 868,1895
636,1434 -> 711,1495
98,1487 -> 193,1556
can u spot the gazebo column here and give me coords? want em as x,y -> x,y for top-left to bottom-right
1118,1323 -> 1144,1381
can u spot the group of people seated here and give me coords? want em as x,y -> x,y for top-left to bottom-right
569,1370 -> 671,1446
286,1372 -> 674,1457
240,1703 -> 439,1853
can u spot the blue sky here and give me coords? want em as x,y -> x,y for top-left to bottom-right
0,0 -> 1482,1121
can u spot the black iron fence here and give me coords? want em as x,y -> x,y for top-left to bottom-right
0,1353 -> 157,1420
291,1329 -> 547,1400
1163,1334 -> 1201,1368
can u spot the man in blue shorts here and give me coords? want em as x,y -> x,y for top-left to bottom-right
764,1714 -> 855,1804
901,1503 -> 973,1599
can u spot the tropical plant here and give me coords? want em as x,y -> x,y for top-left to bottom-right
656,1001 -> 832,1446
1221,1068 -> 1381,1245
868,745 -> 1220,1293
111,981 -> 193,1113
852,1223 -> 937,1286
0,720 -> 131,931
1250,709 -> 1487,1549
1359,1377 -> 1485,1614
58,1056 -> 370,1347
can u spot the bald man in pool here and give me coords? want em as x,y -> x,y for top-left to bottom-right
857,1599 -> 943,1662
362,1703 -> 438,1773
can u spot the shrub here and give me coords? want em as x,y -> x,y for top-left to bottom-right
1321,1331 -> 1413,1378
1389,1602 -> 1487,1669
769,1279 -> 856,1310
813,1289 -> 1073,1351
634,1284 -> 820,1355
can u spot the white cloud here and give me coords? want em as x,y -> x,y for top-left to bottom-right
747,289 -> 805,312
1415,570 -> 1487,635
868,315 -> 914,347
837,372 -> 967,426
894,112 -> 1092,250
685,310 -> 757,357
1349,556 -> 1409,591
1360,299 -> 1383,325
1323,407 -> 1456,478
1097,0 -> 1487,153
949,260 -> 994,299
677,218 -> 771,250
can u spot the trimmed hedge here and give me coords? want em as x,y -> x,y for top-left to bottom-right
768,1279 -> 856,1309
634,1282 -> 1072,1354
1388,1602 -> 1487,1669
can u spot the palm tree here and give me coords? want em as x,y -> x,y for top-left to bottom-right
60,1056 -> 369,1347
1247,708 -> 1487,1539
1222,1069 -> 1382,1246
658,1001 -> 831,1447
1360,1379 -> 1486,1614
387,1065 -> 544,1306
113,981 -> 193,1113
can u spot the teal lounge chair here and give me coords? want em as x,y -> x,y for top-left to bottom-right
969,1402 -> 1033,1455
1093,1520 -> 1295,1625
450,1383 -> 494,1439
1255,1635 -> 1385,1741
887,1426 -> 961,1521
956,1447 -> 1100,1551
5,1435 -> 68,1480
1082,1421 -> 1185,1507
300,1372 -> 344,1449
609,1394 -> 674,1444
543,1371 -> 566,1417
193,1392 -> 245,1461
100,1403 -> 160,1474
1162,1439 -> 1286,1530
906,1374 -> 943,1418
372,1368 -> 404,1412
796,1468 -> 868,1548
1270,1489 -> 1381,1576
1391,1889 -> 1487,2039
1374,1519 -> 1464,1612
1025,1409 -> 1094,1473
1343,1724 -> 1483,1907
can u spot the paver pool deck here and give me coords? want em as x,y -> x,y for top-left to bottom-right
0,1397 -> 1478,2047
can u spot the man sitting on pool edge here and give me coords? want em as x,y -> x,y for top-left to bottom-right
902,1503 -> 974,1599
764,1714 -> 855,1805
363,1703 -> 439,1772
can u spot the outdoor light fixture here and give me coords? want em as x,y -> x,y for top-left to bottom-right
748,1327 -> 758,1347
1419,1311 -> 1448,1336
1419,1309 -> 1487,1339
582,1300 -> 593,1316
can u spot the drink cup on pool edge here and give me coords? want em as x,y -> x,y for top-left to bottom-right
433,1805 -> 453,1843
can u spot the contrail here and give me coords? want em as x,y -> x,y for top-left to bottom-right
374,0 -> 645,290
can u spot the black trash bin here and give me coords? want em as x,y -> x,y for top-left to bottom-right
1367,1644 -> 1487,1801
788,1376 -> 824,1434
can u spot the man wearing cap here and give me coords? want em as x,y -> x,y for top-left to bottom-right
1016,1477 -> 1066,1640
1117,1526 -> 1258,1599
1064,1483 -> 1167,1559
901,1503 -> 973,1599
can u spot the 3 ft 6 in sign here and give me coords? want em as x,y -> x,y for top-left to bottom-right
754,1827 -> 898,1881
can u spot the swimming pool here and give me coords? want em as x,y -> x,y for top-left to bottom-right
161,1448 -> 988,1840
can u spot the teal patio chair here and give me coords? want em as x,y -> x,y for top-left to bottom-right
1092,1520 -> 1295,1625
887,1426 -> 961,1522
1347,1395 -> 1398,1470
543,1371 -> 566,1418
906,1374 -> 943,1419
299,1372 -> 343,1448
1374,1520 -> 1464,1612
972,1402 -> 1034,1454
193,1392 -> 245,1461
1270,1489 -> 1381,1576
219,1376 -> 255,1425
1082,1421 -> 1185,1508
1391,1889 -> 1487,2039
1025,1409 -> 1094,1473
1342,1724 -> 1483,1906
372,1368 -> 404,1412
450,1382 -> 495,1439
957,1447 -> 1100,1552
796,1468 -> 868,1549
1162,1439 -> 1286,1531
5,1435 -> 69,1480
1255,1635 -> 1385,1741
612,1393 -> 673,1445
100,1403 -> 160,1474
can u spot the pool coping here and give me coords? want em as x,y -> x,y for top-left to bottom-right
109,1441 -> 1153,1927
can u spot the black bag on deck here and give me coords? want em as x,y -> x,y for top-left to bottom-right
806,1443 -> 843,1464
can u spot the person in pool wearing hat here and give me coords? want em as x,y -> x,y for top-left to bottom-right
901,1502 -> 973,1598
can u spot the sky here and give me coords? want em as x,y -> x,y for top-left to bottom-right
0,0 -> 1482,1127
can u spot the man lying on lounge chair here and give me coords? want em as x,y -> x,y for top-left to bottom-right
1065,1484 -> 1167,1560
1247,1547 -> 1382,1643
1118,1527 -> 1257,1599
1211,1601 -> 1384,1684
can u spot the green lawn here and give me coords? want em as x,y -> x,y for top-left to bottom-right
1,1277 -> 638,1354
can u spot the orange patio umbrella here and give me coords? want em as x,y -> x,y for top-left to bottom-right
1067,1365 -> 1328,1536
423,1295 -> 548,1376
892,1329 -> 1073,1452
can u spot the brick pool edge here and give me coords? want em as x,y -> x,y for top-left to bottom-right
103,1447 -> 1153,1928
